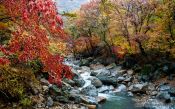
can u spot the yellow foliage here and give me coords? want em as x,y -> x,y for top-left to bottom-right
49,40 -> 69,56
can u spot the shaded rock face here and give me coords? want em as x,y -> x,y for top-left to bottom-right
81,85 -> 98,96
97,76 -> 117,86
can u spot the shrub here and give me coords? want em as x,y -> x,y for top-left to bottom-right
0,65 -> 38,106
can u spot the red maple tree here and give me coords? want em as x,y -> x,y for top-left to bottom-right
1,0 -> 72,84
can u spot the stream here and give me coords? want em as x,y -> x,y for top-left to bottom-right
64,57 -> 138,109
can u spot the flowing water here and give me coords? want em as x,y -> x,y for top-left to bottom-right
64,58 -> 138,109
97,93 -> 136,109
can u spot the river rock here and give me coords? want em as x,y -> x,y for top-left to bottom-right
98,86 -> 110,93
97,76 -> 117,85
80,59 -> 90,66
117,76 -> 125,82
90,64 -> 105,70
169,87 -> 175,96
114,84 -> 127,93
97,96 -> 106,103
40,78 -> 50,85
81,85 -> 98,96
81,66 -> 91,72
74,77 -> 85,87
91,68 -> 110,76
63,78 -> 75,86
157,92 -> 171,103
127,70 -> 134,75
106,63 -> 117,69
46,96 -> 53,107
71,68 -> 80,77
127,92 -> 134,97
143,99 -> 172,109
124,77 -> 132,82
89,77 -> 103,88
69,89 -> 82,103
129,83 -> 148,93
159,85 -> 171,92
42,85 -> 49,92
55,96 -> 69,103
86,105 -> 96,109
81,96 -> 97,105
151,91 -> 158,96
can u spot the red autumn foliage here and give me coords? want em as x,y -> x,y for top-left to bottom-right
1,0 -> 72,84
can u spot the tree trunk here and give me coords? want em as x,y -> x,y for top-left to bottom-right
137,41 -> 146,56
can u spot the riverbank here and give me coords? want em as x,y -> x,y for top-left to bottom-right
1,55 -> 175,109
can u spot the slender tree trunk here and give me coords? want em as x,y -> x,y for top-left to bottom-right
137,41 -> 146,56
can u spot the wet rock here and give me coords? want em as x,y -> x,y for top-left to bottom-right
69,93 -> 82,103
91,68 -> 110,76
81,85 -> 98,96
117,76 -> 125,82
46,96 -> 53,107
127,92 -> 134,97
81,96 -> 97,105
98,86 -> 110,93
97,96 -> 106,103
144,99 -> 171,109
151,91 -> 158,96
124,77 -> 132,82
169,87 -> 175,97
74,77 -> 85,87
129,83 -> 148,93
114,84 -> 127,93
97,76 -> 117,85
157,92 -> 171,103
81,66 -> 91,72
159,85 -> 171,91
89,77 -> 103,88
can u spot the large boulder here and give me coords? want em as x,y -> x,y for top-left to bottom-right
129,83 -> 148,93
81,85 -> 98,96
97,76 -> 117,86
89,77 -> 103,88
